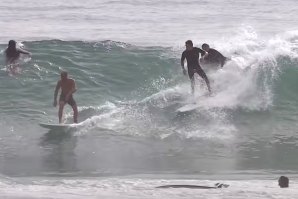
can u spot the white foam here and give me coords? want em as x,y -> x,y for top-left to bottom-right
61,27 -> 298,141
1,177 -> 297,199
188,26 -> 298,111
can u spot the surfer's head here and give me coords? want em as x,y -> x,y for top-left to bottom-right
60,71 -> 68,81
202,43 -> 210,52
185,40 -> 193,51
278,176 -> 289,188
8,40 -> 16,49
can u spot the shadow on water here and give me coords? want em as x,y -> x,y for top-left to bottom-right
39,129 -> 78,175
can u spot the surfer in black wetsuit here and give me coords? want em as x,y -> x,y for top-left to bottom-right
181,40 -> 211,94
5,40 -> 31,65
201,43 -> 227,68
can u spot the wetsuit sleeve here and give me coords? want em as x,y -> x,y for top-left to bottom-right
199,48 -> 206,56
181,51 -> 186,69
210,49 -> 226,67
194,47 -> 205,57
214,50 -> 226,67
220,56 -> 226,67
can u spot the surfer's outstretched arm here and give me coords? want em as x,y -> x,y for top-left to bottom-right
18,48 -> 31,56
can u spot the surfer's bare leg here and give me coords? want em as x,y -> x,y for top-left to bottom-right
58,101 -> 65,124
71,104 -> 78,123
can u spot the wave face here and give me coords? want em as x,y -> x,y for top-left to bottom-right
1,28 -> 298,180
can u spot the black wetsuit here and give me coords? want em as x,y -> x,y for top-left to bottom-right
5,49 -> 20,59
5,49 -> 21,64
181,47 -> 207,79
204,48 -> 227,67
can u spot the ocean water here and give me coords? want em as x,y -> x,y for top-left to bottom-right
1,0 -> 298,198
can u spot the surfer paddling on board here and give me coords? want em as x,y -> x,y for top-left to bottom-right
201,43 -> 228,68
4,40 -> 31,74
53,71 -> 78,124
5,40 -> 31,65
181,40 -> 211,94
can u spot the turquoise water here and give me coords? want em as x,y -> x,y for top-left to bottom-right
1,0 -> 298,198
1,37 -> 298,174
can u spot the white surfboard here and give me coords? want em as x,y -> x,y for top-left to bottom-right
39,122 -> 112,132
39,123 -> 77,131
176,103 -> 201,113
176,91 -> 214,113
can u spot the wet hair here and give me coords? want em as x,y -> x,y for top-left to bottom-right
8,40 -> 17,49
6,40 -> 17,57
185,40 -> 193,47
202,43 -> 209,49
278,176 -> 289,188
61,71 -> 68,79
